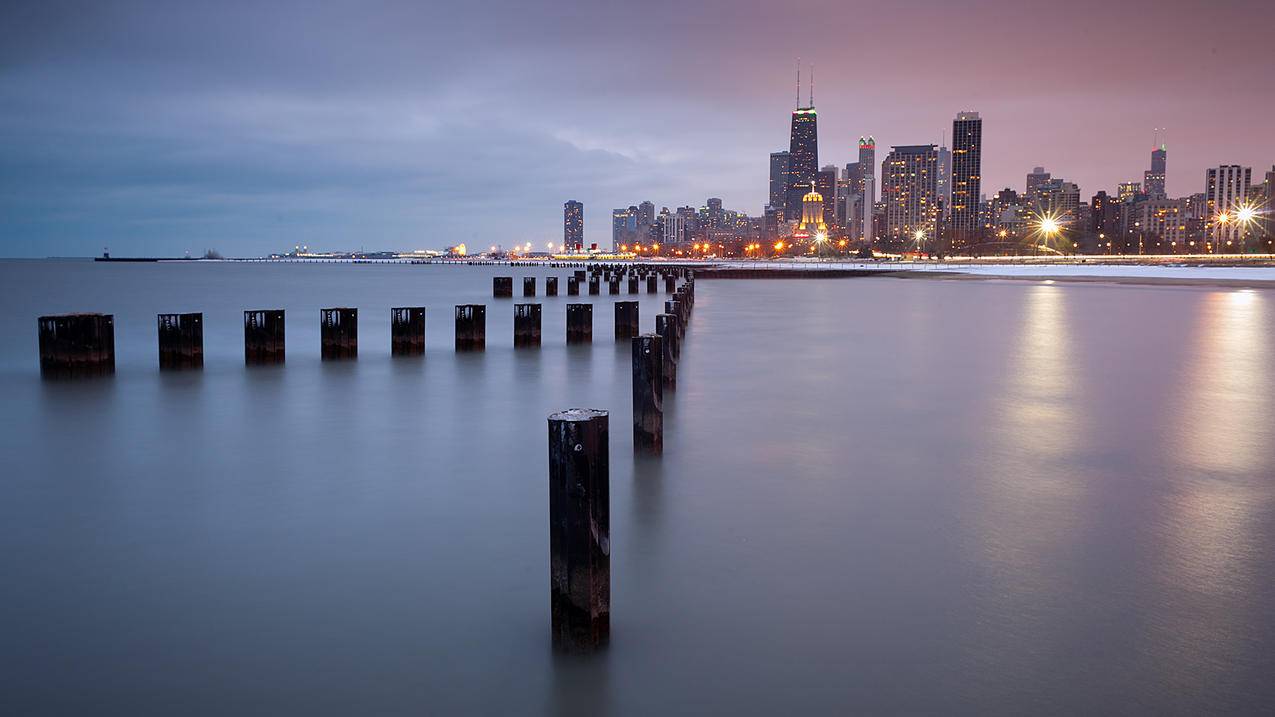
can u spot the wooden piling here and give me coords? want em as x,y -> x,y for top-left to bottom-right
494,276 -> 513,297
627,276 -> 638,293
157,312 -> 203,370
574,270 -> 586,283
588,277 -> 600,295
631,335 -> 663,454
546,277 -> 559,296
514,303 -> 542,348
547,408 -> 610,652
664,275 -> 676,293
566,303 -> 592,344
647,275 -> 657,293
567,276 -> 580,295
614,301 -> 639,339
391,307 -> 426,356
656,313 -> 677,388
38,313 -> 115,377
608,277 -> 620,295
455,304 -> 486,351
320,307 -> 358,360
523,277 -> 536,297
244,309 -> 285,364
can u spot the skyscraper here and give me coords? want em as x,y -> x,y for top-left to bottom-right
564,200 -> 583,250
785,67 -> 818,219
951,111 -> 983,247
769,151 -> 790,212
611,207 -> 634,251
882,144 -> 940,245
1145,144 -> 1167,199
816,167 -> 837,228
1205,165 -> 1251,247
860,138 -> 876,243
1026,167 -> 1051,198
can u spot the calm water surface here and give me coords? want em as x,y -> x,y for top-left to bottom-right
2,261 -> 1273,715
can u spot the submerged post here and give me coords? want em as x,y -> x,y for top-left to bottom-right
38,313 -> 115,377
665,275 -> 676,293
574,269 -> 586,283
546,277 -> 559,296
391,307 -> 426,356
567,276 -> 580,296
514,303 -> 542,348
614,301 -> 639,339
455,304 -> 487,351
588,276 -> 600,295
494,276 -> 513,297
244,309 -> 285,364
320,307 -> 358,360
631,334 -> 663,454
627,275 -> 638,293
547,408 -> 610,652
608,277 -> 620,295
157,312 -> 203,370
656,313 -> 677,388
523,277 -> 536,297
566,303 -> 592,344
646,275 -> 657,293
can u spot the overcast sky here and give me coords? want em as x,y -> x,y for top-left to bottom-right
2,0 -> 1272,257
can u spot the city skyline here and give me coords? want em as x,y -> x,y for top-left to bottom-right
2,0 -> 1273,257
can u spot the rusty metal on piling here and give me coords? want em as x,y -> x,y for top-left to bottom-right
391,307 -> 426,356
546,277 -> 559,296
547,408 -> 610,652
494,276 -> 513,297
244,309 -> 285,364
614,301 -> 639,339
455,304 -> 486,351
566,303 -> 592,344
38,313 -> 115,377
321,307 -> 358,360
631,334 -> 663,454
157,312 -> 203,370
523,277 -> 536,297
514,303 -> 542,348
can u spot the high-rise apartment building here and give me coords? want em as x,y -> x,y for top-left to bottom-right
1205,165 -> 1252,247
882,145 -> 940,245
951,111 -> 983,246
769,151 -> 790,211
564,200 -> 584,250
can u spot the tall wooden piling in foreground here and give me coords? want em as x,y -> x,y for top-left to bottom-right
494,276 -> 513,297
546,277 -> 559,296
588,277 -> 600,295
244,309 -> 285,364
157,312 -> 203,370
455,304 -> 486,351
656,313 -> 677,388
566,303 -> 592,344
524,277 -> 537,297
38,313 -> 115,377
567,276 -> 580,295
547,408 -> 610,652
614,301 -> 639,339
631,335 -> 663,454
391,307 -> 426,356
320,307 -> 358,360
514,303 -> 542,347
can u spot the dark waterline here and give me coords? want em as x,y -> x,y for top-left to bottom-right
2,261 -> 1273,715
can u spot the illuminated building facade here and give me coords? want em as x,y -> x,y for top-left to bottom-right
769,151 -> 790,212
785,105 -> 819,219
564,200 -> 584,250
797,189 -> 828,236
882,144 -> 940,245
951,111 -> 983,246
1205,165 -> 1251,246
1144,145 -> 1167,199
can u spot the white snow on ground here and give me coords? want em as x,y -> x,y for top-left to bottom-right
710,260 -> 1275,282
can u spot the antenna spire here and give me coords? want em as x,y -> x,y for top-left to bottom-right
809,64 -> 814,106
795,58 -> 801,107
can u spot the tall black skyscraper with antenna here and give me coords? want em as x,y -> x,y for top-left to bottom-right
784,62 -> 819,220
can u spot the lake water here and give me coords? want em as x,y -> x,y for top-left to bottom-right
2,261 -> 1273,715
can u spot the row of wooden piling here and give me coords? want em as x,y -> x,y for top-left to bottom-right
547,273 -> 695,653
493,268 -> 685,298
35,292 -> 688,375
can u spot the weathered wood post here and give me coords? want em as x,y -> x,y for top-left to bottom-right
656,313 -> 677,388
391,307 -> 426,356
627,275 -> 638,293
664,274 -> 676,293
567,276 -> 580,295
514,303 -> 542,347
523,277 -> 537,297
574,269 -> 586,282
546,277 -> 559,296
455,304 -> 486,351
547,408 -> 610,652
631,334 -> 663,454
646,275 -> 657,293
566,303 -> 592,344
157,312 -> 203,370
244,309 -> 285,364
665,300 -> 682,337
605,276 -> 618,295
320,307 -> 358,360
614,301 -> 639,339
588,276 -> 600,295
494,276 -> 513,297
38,313 -> 115,377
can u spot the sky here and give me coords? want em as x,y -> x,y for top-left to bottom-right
2,0 -> 1273,257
